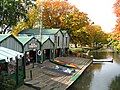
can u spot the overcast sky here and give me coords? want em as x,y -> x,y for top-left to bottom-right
68,0 -> 117,33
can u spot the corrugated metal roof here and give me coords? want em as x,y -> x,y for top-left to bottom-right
42,29 -> 60,35
41,35 -> 50,44
19,28 -> 60,35
0,47 -> 23,63
42,35 -> 54,43
61,30 -> 67,34
0,34 -> 11,42
36,35 -> 49,44
16,36 -> 34,45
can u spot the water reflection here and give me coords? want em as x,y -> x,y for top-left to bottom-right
67,66 -> 93,90
67,52 -> 120,90
109,75 -> 120,90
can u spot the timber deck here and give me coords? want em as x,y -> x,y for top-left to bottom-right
24,57 -> 92,90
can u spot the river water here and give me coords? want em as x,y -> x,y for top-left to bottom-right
67,51 -> 120,90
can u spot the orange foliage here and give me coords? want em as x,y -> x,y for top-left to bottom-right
36,0 -> 74,29
113,0 -> 120,33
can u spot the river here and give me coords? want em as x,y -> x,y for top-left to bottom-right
67,50 -> 120,90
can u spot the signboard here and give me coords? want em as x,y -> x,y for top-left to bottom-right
28,42 -> 38,49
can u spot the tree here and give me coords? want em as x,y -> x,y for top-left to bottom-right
113,0 -> 120,33
61,7 -> 90,47
0,0 -> 35,34
11,6 -> 39,36
87,25 -> 108,48
112,0 -> 120,51
36,0 -> 90,46
12,0 -> 90,46
108,32 -> 120,51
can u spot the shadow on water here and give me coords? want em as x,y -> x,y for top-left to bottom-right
67,51 -> 120,90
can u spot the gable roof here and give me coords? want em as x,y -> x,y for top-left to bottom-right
0,34 -> 23,46
19,28 -> 60,35
42,29 -> 60,35
41,35 -> 49,44
61,30 -> 67,35
36,35 -> 54,44
0,34 -> 11,42
16,36 -> 34,45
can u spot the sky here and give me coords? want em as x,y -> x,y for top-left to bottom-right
68,0 -> 117,33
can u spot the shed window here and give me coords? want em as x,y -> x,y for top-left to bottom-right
58,36 -> 59,46
66,37 -> 68,46
55,36 -> 57,43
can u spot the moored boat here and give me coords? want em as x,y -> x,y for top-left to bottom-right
93,58 -> 113,62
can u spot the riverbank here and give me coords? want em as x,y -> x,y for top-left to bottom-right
17,56 -> 92,90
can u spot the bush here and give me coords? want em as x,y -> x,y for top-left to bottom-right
0,72 -> 16,90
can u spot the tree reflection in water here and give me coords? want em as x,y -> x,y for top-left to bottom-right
67,65 -> 93,90
67,51 -> 120,90
109,75 -> 120,90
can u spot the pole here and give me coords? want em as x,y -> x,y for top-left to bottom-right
39,0 -> 43,41
16,56 -> 19,85
30,70 -> 32,80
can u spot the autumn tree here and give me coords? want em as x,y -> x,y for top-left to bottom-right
36,0 -> 90,47
87,25 -> 108,48
12,0 -> 90,46
108,32 -> 120,51
110,0 -> 120,51
113,0 -> 120,33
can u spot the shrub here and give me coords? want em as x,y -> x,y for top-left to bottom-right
0,72 -> 16,90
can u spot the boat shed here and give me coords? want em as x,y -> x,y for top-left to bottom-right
37,35 -> 54,62
19,28 -> 64,57
61,30 -> 70,55
0,34 -> 23,52
16,36 -> 41,63
41,29 -> 64,57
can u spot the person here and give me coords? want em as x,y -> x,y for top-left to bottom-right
26,52 -> 30,65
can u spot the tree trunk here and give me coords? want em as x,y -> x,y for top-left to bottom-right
75,44 -> 77,48
3,25 -> 10,34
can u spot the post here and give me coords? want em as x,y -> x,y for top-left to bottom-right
16,56 -> 19,85
32,60 -> 34,68
32,49 -> 36,68
23,54 -> 26,79
30,70 -> 32,80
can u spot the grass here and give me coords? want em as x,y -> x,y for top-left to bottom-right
70,47 -> 91,53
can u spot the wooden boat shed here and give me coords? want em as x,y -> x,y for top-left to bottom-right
61,30 -> 70,56
41,29 -> 64,57
19,28 -> 64,58
16,36 -> 41,63
41,35 -> 54,62
0,34 -> 23,52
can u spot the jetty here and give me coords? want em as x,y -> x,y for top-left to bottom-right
23,57 -> 92,90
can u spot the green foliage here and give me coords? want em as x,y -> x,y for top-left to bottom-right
11,6 -> 39,36
70,48 -> 84,53
0,0 -> 35,33
0,72 -> 16,90
87,25 -> 108,47
108,33 -> 120,51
